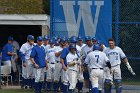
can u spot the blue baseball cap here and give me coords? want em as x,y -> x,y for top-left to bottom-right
44,35 -> 50,40
8,36 -> 14,41
37,36 -> 43,41
27,35 -> 34,40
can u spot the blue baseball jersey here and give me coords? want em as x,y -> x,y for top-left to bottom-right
30,45 -> 46,68
60,47 -> 69,66
2,43 -> 13,61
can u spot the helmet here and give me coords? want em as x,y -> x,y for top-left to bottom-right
49,39 -> 55,44
92,37 -> 97,41
8,36 -> 14,41
93,44 -> 101,51
98,40 -> 103,45
27,35 -> 34,40
85,36 -> 92,41
44,35 -> 50,40
52,36 -> 58,41
55,41 -> 59,46
37,36 -> 43,41
78,36 -> 83,41
70,36 -> 77,43
69,44 -> 76,49
60,38 -> 66,43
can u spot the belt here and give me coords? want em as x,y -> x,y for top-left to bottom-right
56,61 -> 60,63
92,68 -> 103,70
50,62 -> 55,64
69,69 -> 77,72
111,64 -> 119,67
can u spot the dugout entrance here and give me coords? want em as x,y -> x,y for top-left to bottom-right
0,14 -> 50,48
0,25 -> 41,47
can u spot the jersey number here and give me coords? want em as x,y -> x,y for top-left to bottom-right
95,55 -> 99,63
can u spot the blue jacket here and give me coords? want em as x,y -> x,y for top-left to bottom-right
2,43 -> 12,61
30,45 -> 46,68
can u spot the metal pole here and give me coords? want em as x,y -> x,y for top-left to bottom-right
115,0 -> 119,46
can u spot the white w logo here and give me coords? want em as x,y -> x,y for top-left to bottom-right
60,0 -> 104,37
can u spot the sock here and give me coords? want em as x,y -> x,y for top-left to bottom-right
77,81 -> 83,91
62,84 -> 68,93
53,82 -> 58,92
92,87 -> 99,93
46,81 -> 51,90
39,82 -> 43,93
35,82 -> 39,93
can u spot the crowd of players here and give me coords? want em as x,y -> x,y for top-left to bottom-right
1,35 -> 136,93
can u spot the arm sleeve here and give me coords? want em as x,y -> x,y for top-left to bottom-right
30,47 -> 36,58
60,48 -> 68,59
84,54 -> 90,65
119,48 -> 127,59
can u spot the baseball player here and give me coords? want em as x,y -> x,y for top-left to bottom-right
42,35 -> 50,90
97,40 -> 106,52
66,43 -> 79,93
85,44 -> 111,93
19,35 -> 35,89
81,36 -> 93,92
92,37 -> 98,45
43,35 -> 50,48
30,36 -> 46,93
53,38 -> 66,92
60,36 -> 77,93
2,36 -> 15,68
11,39 -> 20,84
45,39 -> 56,91
76,36 -> 86,93
104,38 -> 136,93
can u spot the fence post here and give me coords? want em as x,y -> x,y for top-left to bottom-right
50,0 -> 54,37
115,0 -> 119,46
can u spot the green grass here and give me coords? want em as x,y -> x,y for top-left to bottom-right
123,80 -> 140,85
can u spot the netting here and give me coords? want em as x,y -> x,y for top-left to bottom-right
113,0 -> 140,91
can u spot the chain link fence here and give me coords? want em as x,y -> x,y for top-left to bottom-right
113,0 -> 140,91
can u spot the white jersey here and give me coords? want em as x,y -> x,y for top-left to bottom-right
81,45 -> 93,58
66,52 -> 78,71
46,46 -> 56,63
42,44 -> 50,53
85,50 -> 109,69
104,46 -> 126,66
20,42 -> 34,60
55,46 -> 63,61
77,44 -> 86,55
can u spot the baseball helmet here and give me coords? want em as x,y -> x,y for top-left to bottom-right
98,40 -> 103,45
78,36 -> 83,41
69,36 -> 77,43
92,37 -> 97,41
37,36 -> 43,41
69,43 -> 76,49
55,41 -> 59,46
44,35 -> 50,40
49,39 -> 55,44
85,36 -> 92,41
93,44 -> 101,51
52,36 -> 58,41
60,38 -> 66,43
27,35 -> 34,40
8,36 -> 14,41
